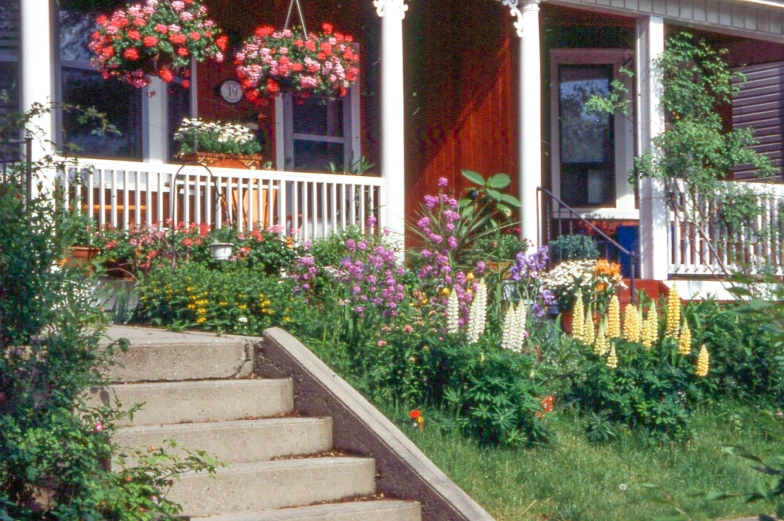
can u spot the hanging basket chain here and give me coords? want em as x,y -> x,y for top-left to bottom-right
283,0 -> 308,39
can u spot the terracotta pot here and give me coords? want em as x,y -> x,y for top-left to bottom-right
179,152 -> 266,170
561,310 -> 573,334
63,246 -> 100,269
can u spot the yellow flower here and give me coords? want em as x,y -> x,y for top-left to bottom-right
283,316 -> 291,322
196,317 -> 207,324
665,285 -> 681,339
583,306 -> 595,346
678,319 -> 692,355
197,308 -> 206,315
594,322 -> 609,356
607,295 -> 621,339
606,344 -> 619,369
220,301 -> 228,306
622,304 -> 640,343
466,273 -> 475,282
572,292 -> 585,344
186,286 -> 195,292
440,287 -> 451,297
187,304 -> 196,310
695,345 -> 710,377
238,304 -> 248,310
642,301 -> 658,349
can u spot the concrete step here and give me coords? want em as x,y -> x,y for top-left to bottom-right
88,379 -> 293,427
170,458 -> 376,518
190,500 -> 422,521
103,326 -> 252,382
115,417 -> 332,464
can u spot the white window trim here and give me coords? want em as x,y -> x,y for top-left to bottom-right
549,48 -> 636,219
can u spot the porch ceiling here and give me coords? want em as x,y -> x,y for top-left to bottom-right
548,0 -> 784,42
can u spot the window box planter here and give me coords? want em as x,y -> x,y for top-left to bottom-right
179,152 -> 267,170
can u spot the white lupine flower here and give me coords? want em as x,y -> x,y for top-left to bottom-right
515,303 -> 527,351
467,279 -> 487,344
446,288 -> 460,334
501,305 -> 516,351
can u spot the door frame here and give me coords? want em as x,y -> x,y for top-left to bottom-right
549,48 -> 637,219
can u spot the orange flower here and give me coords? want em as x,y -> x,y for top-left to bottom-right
409,409 -> 421,420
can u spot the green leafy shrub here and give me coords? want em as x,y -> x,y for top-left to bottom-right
569,338 -> 702,442
547,234 -> 599,262
136,262 -> 295,334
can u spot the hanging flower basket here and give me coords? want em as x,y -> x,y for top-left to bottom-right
234,23 -> 360,106
89,0 -> 228,88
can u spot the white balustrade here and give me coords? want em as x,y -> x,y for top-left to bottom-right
669,180 -> 784,276
57,159 -> 384,241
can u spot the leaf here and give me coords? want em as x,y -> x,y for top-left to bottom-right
486,188 -> 503,201
499,193 -> 522,207
461,170 -> 486,187
487,173 -> 511,189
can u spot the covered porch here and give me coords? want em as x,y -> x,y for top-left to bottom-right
17,0 -> 784,280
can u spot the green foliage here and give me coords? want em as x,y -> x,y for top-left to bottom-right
1,105 -> 218,519
308,225 -> 374,267
568,337 -> 703,442
688,299 -> 784,407
136,262 -> 295,335
547,234 -> 600,262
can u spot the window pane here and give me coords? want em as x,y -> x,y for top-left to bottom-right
293,96 -> 344,137
61,67 -> 142,160
559,65 -> 615,207
0,0 -> 19,59
59,10 -> 95,62
293,140 -> 343,172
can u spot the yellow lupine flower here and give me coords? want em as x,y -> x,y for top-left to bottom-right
678,319 -> 692,355
695,345 -> 710,377
594,322 -> 609,356
665,285 -> 681,339
606,344 -> 619,369
583,306 -> 595,346
622,304 -> 640,343
607,295 -> 621,339
642,301 -> 658,349
572,292 -> 585,343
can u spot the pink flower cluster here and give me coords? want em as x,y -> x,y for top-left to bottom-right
234,22 -> 360,106
416,178 -> 479,326
89,0 -> 226,88
340,243 -> 405,317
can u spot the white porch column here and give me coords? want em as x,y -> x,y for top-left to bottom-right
20,0 -> 55,183
375,0 -> 407,247
635,16 -> 669,280
143,78 -> 169,163
519,0 -> 542,249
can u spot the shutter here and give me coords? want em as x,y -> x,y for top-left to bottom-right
732,61 -> 784,180
0,0 -> 19,58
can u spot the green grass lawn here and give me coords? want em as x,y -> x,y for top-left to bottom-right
392,405 -> 779,521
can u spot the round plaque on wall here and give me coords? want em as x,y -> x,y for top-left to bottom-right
219,79 -> 243,104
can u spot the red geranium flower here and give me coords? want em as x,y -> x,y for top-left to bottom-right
181,79 -> 190,89
255,25 -> 275,37
158,68 -> 174,82
321,22 -> 333,34
189,31 -> 201,41
409,410 -> 421,420
266,78 -> 279,93
177,47 -> 189,57
143,36 -> 158,48
123,48 -> 140,61
127,30 -> 141,40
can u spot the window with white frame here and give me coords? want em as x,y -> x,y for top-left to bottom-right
275,47 -> 361,173
0,0 -> 19,118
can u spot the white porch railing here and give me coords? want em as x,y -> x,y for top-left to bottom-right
57,159 -> 384,240
669,181 -> 784,276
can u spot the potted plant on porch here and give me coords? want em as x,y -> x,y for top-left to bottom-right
89,0 -> 228,88
174,118 -> 266,169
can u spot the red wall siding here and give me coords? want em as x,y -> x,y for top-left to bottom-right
404,0 -> 517,223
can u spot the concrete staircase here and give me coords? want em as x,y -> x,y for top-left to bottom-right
93,327 -> 421,521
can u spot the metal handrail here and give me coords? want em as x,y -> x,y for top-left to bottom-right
537,186 -> 637,300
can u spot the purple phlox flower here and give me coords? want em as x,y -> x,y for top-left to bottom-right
417,216 -> 431,229
437,177 -> 449,188
476,261 -> 486,275
424,195 -> 438,210
346,238 -> 356,252
445,223 -> 455,233
447,236 -> 458,249
366,215 -> 377,227
357,241 -> 367,251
